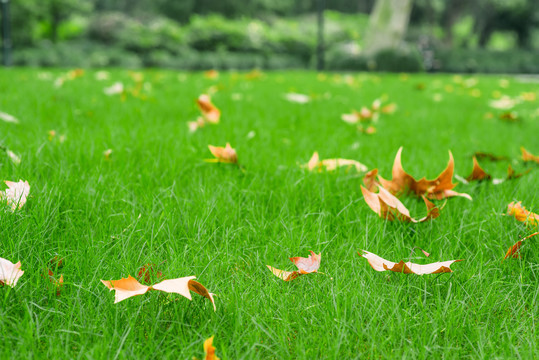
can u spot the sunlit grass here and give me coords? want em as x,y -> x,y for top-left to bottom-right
0,68 -> 538,359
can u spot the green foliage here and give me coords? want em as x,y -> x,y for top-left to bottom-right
435,48 -> 539,73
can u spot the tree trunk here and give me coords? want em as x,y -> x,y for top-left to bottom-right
363,0 -> 413,56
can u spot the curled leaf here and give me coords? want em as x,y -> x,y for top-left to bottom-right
507,201 -> 538,226
378,147 -> 471,200
0,258 -> 24,287
359,250 -> 462,275
203,336 -> 220,360
465,156 -> 491,182
361,185 -> 440,223
303,152 -> 367,172
101,275 -> 216,310
521,147 -> 539,164
267,251 -> 321,281
207,143 -> 238,164
197,94 -> 220,124
504,232 -> 538,260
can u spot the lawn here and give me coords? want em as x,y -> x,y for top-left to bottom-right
0,68 -> 538,359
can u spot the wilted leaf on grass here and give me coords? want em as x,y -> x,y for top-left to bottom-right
0,111 -> 19,124
267,250 -> 321,281
358,250 -> 462,275
204,69 -> 219,79
302,152 -> 368,172
377,147 -> 471,200
101,275 -> 216,310
42,269 -> 64,296
504,232 -> 538,260
521,147 -> 539,164
197,94 -> 221,124
507,201 -> 538,226
284,93 -> 310,104
194,336 -> 220,360
137,263 -> 163,284
206,143 -> 238,164
0,258 -> 24,287
466,156 -> 491,182
103,82 -> 124,96
1,180 -> 30,211
361,185 -> 440,223
489,96 -> 519,110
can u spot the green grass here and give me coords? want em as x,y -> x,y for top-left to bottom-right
0,69 -> 538,359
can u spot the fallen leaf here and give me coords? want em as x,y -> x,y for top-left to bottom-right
101,275 -> 216,310
188,117 -> 206,133
0,258 -> 24,287
103,149 -> 113,160
521,147 -> 539,164
290,250 -> 321,274
0,111 -> 19,124
197,95 -> 221,124
284,93 -> 310,104
207,143 -> 238,164
303,152 -> 367,172
361,185 -> 440,223
504,232 -> 539,259
378,147 -> 471,200
204,69 -> 219,79
103,82 -> 124,96
42,268 -> 64,296
359,125 -> 377,134
359,250 -> 462,275
489,96 -> 519,110
363,169 -> 379,191
267,251 -> 321,281
465,156 -> 491,181
506,164 -> 530,180
1,180 -> 30,211
196,336 -> 220,360
507,201 -> 538,226
499,111 -> 518,122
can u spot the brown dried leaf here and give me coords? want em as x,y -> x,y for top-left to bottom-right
137,263 -> 163,284
465,156 -> 491,182
363,169 -> 379,192
101,275 -> 216,310
359,250 -> 462,275
266,266 -> 300,282
473,152 -> 508,162
197,94 -> 220,124
521,147 -> 539,164
507,201 -> 539,226
504,232 -> 538,259
360,185 -> 440,223
378,147 -> 471,200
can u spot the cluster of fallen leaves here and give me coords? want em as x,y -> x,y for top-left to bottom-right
341,98 -> 396,134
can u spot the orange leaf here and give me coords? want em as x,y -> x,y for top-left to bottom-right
197,94 -> 220,124
465,156 -> 491,182
303,152 -> 367,172
267,250 -> 321,281
203,336 -> 220,360
521,147 -> 539,164
507,201 -> 539,226
0,258 -> 24,287
359,250 -> 462,275
207,143 -> 238,164
363,169 -> 379,192
137,263 -> 163,284
290,250 -> 321,274
361,185 -> 439,223
378,147 -> 471,200
101,275 -> 216,310
42,268 -> 64,296
504,232 -> 538,259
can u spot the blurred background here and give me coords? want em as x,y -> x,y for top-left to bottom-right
1,0 -> 539,73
